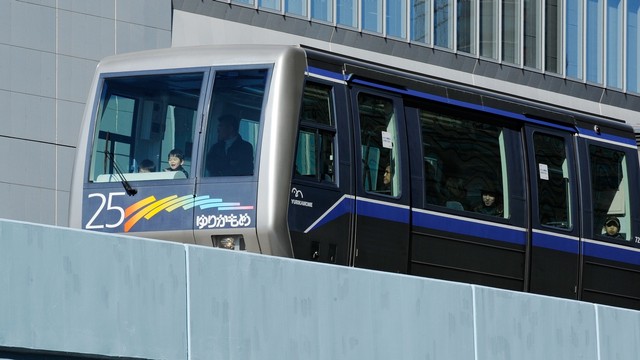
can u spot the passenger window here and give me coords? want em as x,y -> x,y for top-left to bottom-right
203,69 -> 268,177
358,94 -> 400,197
90,72 -> 203,182
294,82 -> 336,183
419,108 -> 508,218
590,145 -> 630,241
533,133 -> 572,229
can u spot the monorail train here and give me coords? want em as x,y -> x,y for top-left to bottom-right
69,45 -> 640,310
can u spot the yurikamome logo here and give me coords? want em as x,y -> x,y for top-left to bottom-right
290,188 -> 313,208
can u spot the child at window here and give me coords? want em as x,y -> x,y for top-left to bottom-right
165,149 -> 189,178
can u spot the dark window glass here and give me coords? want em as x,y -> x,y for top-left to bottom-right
294,82 -> 336,183
358,93 -> 401,196
533,133 -> 572,229
420,108 -> 507,217
203,69 -> 269,177
590,145 -> 629,241
90,72 -> 204,182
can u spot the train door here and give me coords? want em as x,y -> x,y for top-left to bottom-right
578,137 -> 640,309
289,80 -> 355,264
350,88 -> 411,272
408,103 -> 528,291
525,126 -> 581,299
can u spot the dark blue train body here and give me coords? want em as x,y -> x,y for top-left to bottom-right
289,48 -> 640,310
70,45 -> 640,311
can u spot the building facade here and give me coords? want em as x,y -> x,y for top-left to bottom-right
0,0 -> 171,225
177,0 -> 640,93
172,0 -> 640,124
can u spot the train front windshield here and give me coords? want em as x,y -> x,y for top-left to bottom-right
90,72 -> 203,182
83,67 -> 271,245
90,69 -> 267,182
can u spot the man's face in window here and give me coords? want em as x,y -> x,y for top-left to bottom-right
218,122 -> 233,141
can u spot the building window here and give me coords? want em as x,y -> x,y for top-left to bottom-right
502,0 -> 521,64
545,0 -> 562,73
387,0 -> 407,38
232,0 -> 255,6
311,0 -> 331,20
524,0 -> 542,69
480,0 -> 498,59
566,0 -> 584,79
435,0 -> 454,48
607,0 -> 623,89
337,0 -> 358,27
288,0 -> 309,17
363,0 -> 383,32
628,0 -> 640,93
457,0 -> 476,54
260,0 -> 281,11
586,0 -> 604,84
411,0 -> 431,43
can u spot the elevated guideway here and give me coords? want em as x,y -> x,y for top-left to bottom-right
1,218 -> 639,359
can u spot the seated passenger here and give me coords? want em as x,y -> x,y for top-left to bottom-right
443,177 -> 468,210
603,216 -> 624,239
381,163 -> 393,195
164,149 -> 189,178
474,184 -> 503,217
206,114 -> 254,176
139,159 -> 155,173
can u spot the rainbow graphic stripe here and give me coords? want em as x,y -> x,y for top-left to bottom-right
124,194 -> 254,232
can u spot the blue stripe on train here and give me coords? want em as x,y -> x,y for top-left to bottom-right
412,210 -> 527,246
307,197 -> 640,266
307,196 -> 354,231
356,200 -> 410,223
583,241 -> 640,266
309,198 -> 526,245
307,68 -> 636,147
577,127 -> 637,146
531,231 -> 579,254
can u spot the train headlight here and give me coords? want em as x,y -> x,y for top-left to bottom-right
212,235 -> 246,250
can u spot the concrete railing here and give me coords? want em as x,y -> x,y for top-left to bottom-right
1,219 -> 639,359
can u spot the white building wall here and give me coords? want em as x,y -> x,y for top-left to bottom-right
0,0 -> 172,226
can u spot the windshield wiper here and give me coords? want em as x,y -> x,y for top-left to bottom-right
104,133 -> 137,196
104,150 -> 137,196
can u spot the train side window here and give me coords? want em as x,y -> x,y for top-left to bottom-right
89,72 -> 203,182
419,108 -> 508,218
294,82 -> 336,183
202,69 -> 268,177
590,145 -> 630,241
533,133 -> 572,229
358,94 -> 400,197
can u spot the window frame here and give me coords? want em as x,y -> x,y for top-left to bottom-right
200,66 -> 273,179
293,80 -> 339,186
416,102 -> 516,222
588,143 -> 633,243
88,68 -> 209,184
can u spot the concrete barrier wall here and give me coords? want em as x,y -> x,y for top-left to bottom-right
1,219 -> 639,359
